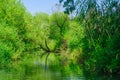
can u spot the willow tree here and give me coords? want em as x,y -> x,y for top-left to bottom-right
31,12 -> 70,68
49,12 -> 69,51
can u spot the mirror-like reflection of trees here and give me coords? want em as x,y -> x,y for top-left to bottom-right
0,0 -> 120,80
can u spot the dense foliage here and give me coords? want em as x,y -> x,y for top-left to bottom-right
0,0 -> 119,78
60,0 -> 120,75
0,0 -> 26,64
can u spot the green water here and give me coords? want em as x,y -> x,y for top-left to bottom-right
0,64 -> 119,80
0,64 -> 84,80
0,58 -> 119,80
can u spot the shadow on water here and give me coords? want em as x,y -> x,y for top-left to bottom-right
84,74 -> 120,80
83,69 -> 120,80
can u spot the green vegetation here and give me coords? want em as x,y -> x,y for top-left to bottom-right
60,0 -> 120,75
0,0 -> 120,79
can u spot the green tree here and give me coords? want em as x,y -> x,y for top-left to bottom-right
0,0 -> 27,65
60,0 -> 120,74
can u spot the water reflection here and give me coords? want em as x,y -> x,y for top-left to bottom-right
84,74 -> 120,80
0,63 -> 84,80
0,63 -> 119,80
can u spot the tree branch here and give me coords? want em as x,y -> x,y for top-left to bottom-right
45,38 -> 50,51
